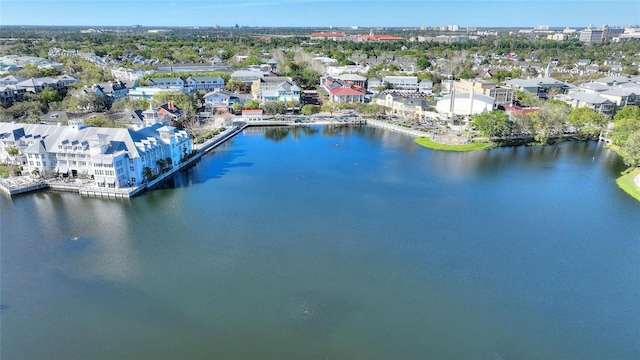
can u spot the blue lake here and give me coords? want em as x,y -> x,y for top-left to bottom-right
2,125 -> 639,359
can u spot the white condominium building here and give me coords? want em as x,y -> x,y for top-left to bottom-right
0,119 -> 192,188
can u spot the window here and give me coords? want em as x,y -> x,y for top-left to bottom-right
130,166 -> 135,171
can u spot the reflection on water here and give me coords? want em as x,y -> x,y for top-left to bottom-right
1,126 -> 639,359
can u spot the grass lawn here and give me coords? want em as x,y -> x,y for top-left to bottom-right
616,168 -> 640,202
415,137 -> 494,152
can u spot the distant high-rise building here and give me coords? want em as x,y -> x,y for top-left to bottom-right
580,28 -> 604,43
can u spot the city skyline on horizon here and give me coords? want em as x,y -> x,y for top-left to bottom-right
1,0 -> 638,29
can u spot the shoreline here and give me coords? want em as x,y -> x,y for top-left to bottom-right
3,121 -> 639,202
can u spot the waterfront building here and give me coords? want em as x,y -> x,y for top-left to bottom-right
371,92 -> 432,120
453,79 -> 514,105
0,120 -> 191,188
320,76 -> 365,104
203,90 -> 240,111
563,93 -> 616,118
435,91 -> 495,116
251,76 -> 300,103
242,109 -> 263,121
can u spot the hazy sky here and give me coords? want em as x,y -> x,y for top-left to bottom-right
1,0 -> 638,28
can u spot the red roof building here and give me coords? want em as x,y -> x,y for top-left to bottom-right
503,105 -> 539,116
241,109 -> 264,121
310,32 -> 346,40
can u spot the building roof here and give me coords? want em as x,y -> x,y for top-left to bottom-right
242,109 -> 263,114
329,87 -> 365,96
337,74 -> 367,81
17,77 -> 60,87
601,87 -> 640,97
503,105 -> 539,115
203,89 -> 238,99
578,82 -> 611,92
231,70 -> 266,79
148,77 -> 183,83
157,102 -> 184,116
568,92 -> 613,104
257,76 -> 292,84
187,76 -> 224,82
397,98 -> 430,108
504,77 -> 565,87
0,75 -> 26,83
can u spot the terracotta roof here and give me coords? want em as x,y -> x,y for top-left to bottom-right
330,87 -> 365,96
503,105 -> 538,115
242,109 -> 263,114
358,34 -> 404,41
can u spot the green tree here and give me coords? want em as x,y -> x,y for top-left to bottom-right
511,112 -> 538,137
231,102 -> 243,113
262,101 -> 286,115
533,102 -> 569,143
515,90 -> 541,107
111,98 -> 145,113
243,99 -> 260,110
151,91 -> 195,114
613,105 -> 640,123
321,102 -> 337,116
225,79 -> 244,92
301,104 -> 319,115
156,158 -> 167,171
472,110 -> 512,139
37,88 -> 63,107
85,115 -> 120,128
620,131 -> 640,167
566,107 -> 607,138
7,146 -> 20,165
610,106 -> 640,145
67,92 -> 108,113
416,56 -> 431,70
143,166 -> 154,182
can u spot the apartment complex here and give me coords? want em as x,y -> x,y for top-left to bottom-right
0,119 -> 192,188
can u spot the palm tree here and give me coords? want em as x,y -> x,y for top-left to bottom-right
143,166 -> 154,182
156,159 -> 166,172
7,146 -> 19,165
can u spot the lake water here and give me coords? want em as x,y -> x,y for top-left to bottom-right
2,125 -> 639,359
